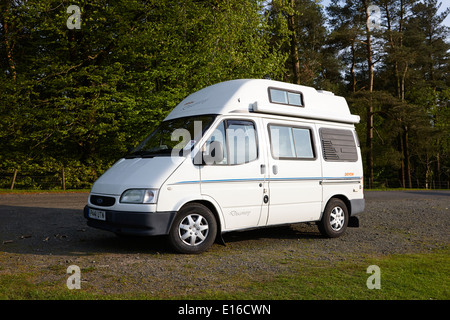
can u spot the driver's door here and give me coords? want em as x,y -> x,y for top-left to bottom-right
199,118 -> 268,230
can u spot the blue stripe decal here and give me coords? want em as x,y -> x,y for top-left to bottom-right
174,177 -> 362,184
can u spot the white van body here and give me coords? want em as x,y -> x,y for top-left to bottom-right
84,79 -> 364,253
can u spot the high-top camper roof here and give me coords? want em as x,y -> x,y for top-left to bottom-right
165,79 -> 360,124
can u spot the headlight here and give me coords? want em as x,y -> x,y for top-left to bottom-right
120,189 -> 158,204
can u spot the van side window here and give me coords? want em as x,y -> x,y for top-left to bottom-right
205,121 -> 228,164
205,120 -> 258,165
269,88 -> 304,107
319,128 -> 358,162
269,125 -> 315,160
227,120 -> 258,165
292,128 -> 315,158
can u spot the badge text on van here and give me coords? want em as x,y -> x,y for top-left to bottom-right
229,210 -> 251,217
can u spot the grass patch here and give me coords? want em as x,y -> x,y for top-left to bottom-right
226,250 -> 449,300
0,250 -> 448,300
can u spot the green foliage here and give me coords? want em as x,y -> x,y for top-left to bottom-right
0,0 -> 287,188
0,0 -> 448,189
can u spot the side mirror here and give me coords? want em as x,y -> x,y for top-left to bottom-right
196,141 -> 224,165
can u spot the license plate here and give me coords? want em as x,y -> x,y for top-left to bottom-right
89,208 -> 106,221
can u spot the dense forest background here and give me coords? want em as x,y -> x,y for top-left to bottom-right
0,0 -> 448,190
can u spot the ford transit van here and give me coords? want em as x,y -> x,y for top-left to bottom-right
84,79 -> 364,253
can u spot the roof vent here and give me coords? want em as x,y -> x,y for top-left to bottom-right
317,90 -> 334,95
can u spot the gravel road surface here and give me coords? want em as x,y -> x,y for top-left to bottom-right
0,190 -> 448,296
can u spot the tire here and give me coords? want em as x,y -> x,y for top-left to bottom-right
168,203 -> 217,254
318,198 -> 349,238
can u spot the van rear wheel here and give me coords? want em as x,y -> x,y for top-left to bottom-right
169,203 -> 217,254
318,198 -> 348,238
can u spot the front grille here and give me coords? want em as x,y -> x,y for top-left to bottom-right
90,195 -> 115,207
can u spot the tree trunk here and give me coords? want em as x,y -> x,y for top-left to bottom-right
364,0 -> 374,188
62,167 -> 66,191
350,41 -> 357,92
288,0 -> 300,84
366,97 -> 374,189
10,169 -> 18,190
436,152 -> 441,189
402,125 -> 412,188
399,134 -> 405,188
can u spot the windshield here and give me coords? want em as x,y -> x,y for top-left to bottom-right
126,115 -> 216,158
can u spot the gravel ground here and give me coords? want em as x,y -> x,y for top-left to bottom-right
0,190 -> 448,296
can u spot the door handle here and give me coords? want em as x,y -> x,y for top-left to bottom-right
260,164 -> 266,174
272,165 -> 278,175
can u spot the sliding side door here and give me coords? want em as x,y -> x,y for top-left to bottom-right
264,119 -> 323,225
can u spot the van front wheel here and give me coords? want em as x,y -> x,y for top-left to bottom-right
169,203 -> 217,254
318,198 -> 348,238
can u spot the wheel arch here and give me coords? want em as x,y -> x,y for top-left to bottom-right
321,194 -> 351,220
178,199 -> 225,245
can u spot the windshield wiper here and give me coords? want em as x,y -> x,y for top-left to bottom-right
125,150 -> 173,159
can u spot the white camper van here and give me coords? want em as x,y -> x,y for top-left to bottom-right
84,79 -> 364,253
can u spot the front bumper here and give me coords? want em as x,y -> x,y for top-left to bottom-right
84,205 -> 176,236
